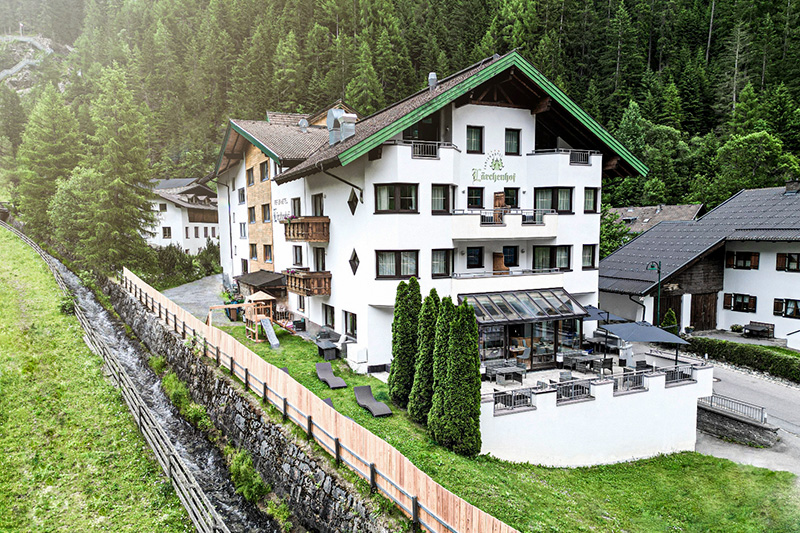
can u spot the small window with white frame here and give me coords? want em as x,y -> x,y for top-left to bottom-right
582,245 -> 597,269
323,304 -> 335,328
344,310 -> 357,338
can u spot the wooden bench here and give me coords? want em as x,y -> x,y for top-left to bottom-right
743,321 -> 774,338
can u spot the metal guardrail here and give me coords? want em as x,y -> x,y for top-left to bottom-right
0,221 -> 231,533
452,267 -> 560,279
555,380 -> 593,403
493,388 -> 534,413
698,394 -> 768,424
663,365 -> 694,384
612,370 -> 647,394
450,208 -> 556,226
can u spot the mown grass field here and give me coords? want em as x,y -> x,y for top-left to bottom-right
222,323 -> 800,532
0,228 -> 190,532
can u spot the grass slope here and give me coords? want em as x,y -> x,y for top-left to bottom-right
222,324 -> 800,532
0,229 -> 190,532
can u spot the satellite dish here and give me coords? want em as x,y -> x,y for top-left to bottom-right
298,118 -> 309,132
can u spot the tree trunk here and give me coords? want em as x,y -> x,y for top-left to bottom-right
706,0 -> 716,64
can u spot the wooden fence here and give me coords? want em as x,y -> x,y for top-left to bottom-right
0,221 -> 230,533
122,267 -> 517,533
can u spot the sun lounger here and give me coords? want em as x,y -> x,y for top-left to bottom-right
280,366 -> 289,374
323,397 -> 334,408
316,362 -> 347,389
354,386 -> 392,417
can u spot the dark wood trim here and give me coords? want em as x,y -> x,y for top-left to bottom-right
375,250 -> 419,279
373,183 -> 420,214
466,246 -> 484,269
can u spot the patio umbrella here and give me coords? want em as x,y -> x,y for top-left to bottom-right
603,321 -> 688,365
583,305 -> 628,322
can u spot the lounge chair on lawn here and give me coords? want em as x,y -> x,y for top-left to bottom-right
354,386 -> 392,417
280,366 -> 289,374
316,362 -> 347,389
323,397 -> 334,408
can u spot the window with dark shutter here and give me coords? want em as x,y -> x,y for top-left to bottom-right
747,296 -> 757,312
750,252 -> 760,269
725,252 -> 735,268
723,293 -> 733,309
777,253 -> 788,271
774,298 -> 785,316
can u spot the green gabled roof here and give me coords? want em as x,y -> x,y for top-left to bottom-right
337,51 -> 648,176
213,121 -> 280,178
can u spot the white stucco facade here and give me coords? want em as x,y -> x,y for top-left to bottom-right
147,195 -> 219,255
217,162 -> 252,284
271,103 -> 604,370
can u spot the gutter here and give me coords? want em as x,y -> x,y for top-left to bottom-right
628,294 -> 646,322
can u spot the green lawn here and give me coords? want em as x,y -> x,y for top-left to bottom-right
0,229 -> 190,532
761,344 -> 800,358
222,323 -> 800,533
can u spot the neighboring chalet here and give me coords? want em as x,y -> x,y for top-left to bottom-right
270,51 -> 648,372
149,178 -> 219,254
611,203 -> 703,234
599,182 -> 800,350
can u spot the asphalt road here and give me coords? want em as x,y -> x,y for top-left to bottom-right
162,273 -> 227,322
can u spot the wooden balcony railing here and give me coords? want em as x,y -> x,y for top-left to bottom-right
281,216 -> 330,242
283,269 -> 332,296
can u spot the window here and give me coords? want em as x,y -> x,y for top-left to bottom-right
376,250 -> 419,279
291,197 -> 301,217
584,188 -> 598,213
505,129 -> 520,155
726,251 -> 760,270
503,245 -> 519,267
260,160 -> 269,182
264,244 -> 272,262
241,259 -> 249,274
159,203 -> 167,212
375,184 -> 418,213
723,293 -> 757,313
312,193 -> 324,216
504,188 -> 519,208
211,227 -> 216,238
262,203 -> 271,222
776,253 -> 800,272
297,295 -> 305,312
323,304 -> 335,328
250,244 -> 257,260
533,245 -> 571,270
431,184 -> 450,213
293,245 -> 303,266
194,226 -> 199,238
582,245 -> 597,269
248,206 -> 256,224
781,299 -> 799,318
535,188 -> 573,213
466,247 -> 484,269
185,227 -> 189,239
238,188 -> 245,204
467,187 -> 483,209
247,168 -> 254,186
431,249 -> 453,278
239,223 -> 246,238
204,226 -> 209,238
162,227 -> 171,239
344,311 -> 357,338
466,126 -> 483,153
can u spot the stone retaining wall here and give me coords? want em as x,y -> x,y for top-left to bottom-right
697,404 -> 779,447
108,281 -> 398,533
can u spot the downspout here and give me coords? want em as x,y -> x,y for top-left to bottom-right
316,162 -> 363,202
629,294 -> 646,322
210,175 -> 233,273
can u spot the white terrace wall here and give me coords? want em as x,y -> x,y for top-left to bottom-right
480,366 -> 713,467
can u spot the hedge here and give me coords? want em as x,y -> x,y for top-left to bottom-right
687,337 -> 800,383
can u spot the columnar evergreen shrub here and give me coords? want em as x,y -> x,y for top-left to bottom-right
428,297 -> 455,445
407,288 -> 440,424
661,308 -> 678,334
388,278 -> 421,408
441,302 -> 482,457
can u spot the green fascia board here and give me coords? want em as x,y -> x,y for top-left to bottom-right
213,123 -> 233,176
214,120 -> 282,176
337,52 -> 649,177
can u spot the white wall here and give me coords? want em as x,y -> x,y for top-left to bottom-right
148,200 -> 219,255
718,241 -> 800,349
217,162 -> 251,283
599,291 -> 649,322
480,365 -> 713,466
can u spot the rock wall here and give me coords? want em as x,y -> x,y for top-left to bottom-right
697,404 -> 779,447
108,282 -> 398,533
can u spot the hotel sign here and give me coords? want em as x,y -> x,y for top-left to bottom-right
471,150 -> 516,183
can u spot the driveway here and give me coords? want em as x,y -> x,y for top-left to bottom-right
162,274 -> 227,322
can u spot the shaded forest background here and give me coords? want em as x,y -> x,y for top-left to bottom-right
1,0 -> 800,259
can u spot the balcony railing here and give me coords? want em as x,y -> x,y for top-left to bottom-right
452,268 -> 560,279
283,269 -> 332,296
451,208 -> 555,226
527,147 -> 601,166
383,139 -> 457,159
280,216 -> 330,242
664,365 -> 695,385
612,370 -> 648,394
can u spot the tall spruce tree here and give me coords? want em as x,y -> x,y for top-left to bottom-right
407,288 -> 441,425
440,301 -> 482,457
428,296 -> 455,445
388,277 -> 421,408
345,40 -> 385,116
16,85 -> 83,236
273,31 -> 303,112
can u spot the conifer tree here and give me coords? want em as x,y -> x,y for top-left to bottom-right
616,100 -> 647,159
728,82 -> 763,136
428,296 -> 455,445
388,277 -> 421,408
0,85 -> 25,153
407,288 -> 440,425
273,31 -> 303,112
345,40 -> 385,116
660,81 -> 684,130
441,301 -> 482,457
16,85 -> 83,236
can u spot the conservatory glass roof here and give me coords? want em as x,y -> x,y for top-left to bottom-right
459,288 -> 588,325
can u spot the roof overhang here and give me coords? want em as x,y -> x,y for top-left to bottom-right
458,287 -> 588,326
214,120 -> 282,177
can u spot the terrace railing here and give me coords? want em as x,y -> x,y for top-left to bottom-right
452,267 -> 560,279
450,208 -> 556,226
663,365 -> 695,385
493,388 -> 535,414
612,370 -> 648,394
555,380 -> 593,403
698,394 -> 768,424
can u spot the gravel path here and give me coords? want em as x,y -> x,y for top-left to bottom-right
162,274 -> 228,323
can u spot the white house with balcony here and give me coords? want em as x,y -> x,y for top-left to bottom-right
149,179 -> 219,254
269,51 -> 649,373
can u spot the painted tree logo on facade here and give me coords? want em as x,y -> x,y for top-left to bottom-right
471,150 -> 516,183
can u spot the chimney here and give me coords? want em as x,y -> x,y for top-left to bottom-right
338,113 -> 357,142
428,72 -> 437,91
785,180 -> 800,194
327,109 -> 345,145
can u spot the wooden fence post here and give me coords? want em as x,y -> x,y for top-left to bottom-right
282,398 -> 288,422
412,496 -> 420,531
262,383 -> 267,404
306,415 -> 313,439
369,464 -> 377,493
203,338 -> 207,358
230,355 -> 234,376
334,438 -> 340,466
215,346 -> 220,367
181,321 -> 186,339
244,368 -> 249,391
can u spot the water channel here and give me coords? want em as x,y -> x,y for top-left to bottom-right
56,261 -> 275,532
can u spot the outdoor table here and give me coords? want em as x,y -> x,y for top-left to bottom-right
495,366 -> 525,386
316,340 -> 338,361
743,324 -> 769,337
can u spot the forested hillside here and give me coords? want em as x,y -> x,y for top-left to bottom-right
2,0 -> 800,270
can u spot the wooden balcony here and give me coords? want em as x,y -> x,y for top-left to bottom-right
283,269 -> 332,296
281,216 -> 330,242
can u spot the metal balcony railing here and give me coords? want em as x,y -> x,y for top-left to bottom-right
450,208 -> 556,226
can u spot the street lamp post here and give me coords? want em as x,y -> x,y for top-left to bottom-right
647,260 -> 662,327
